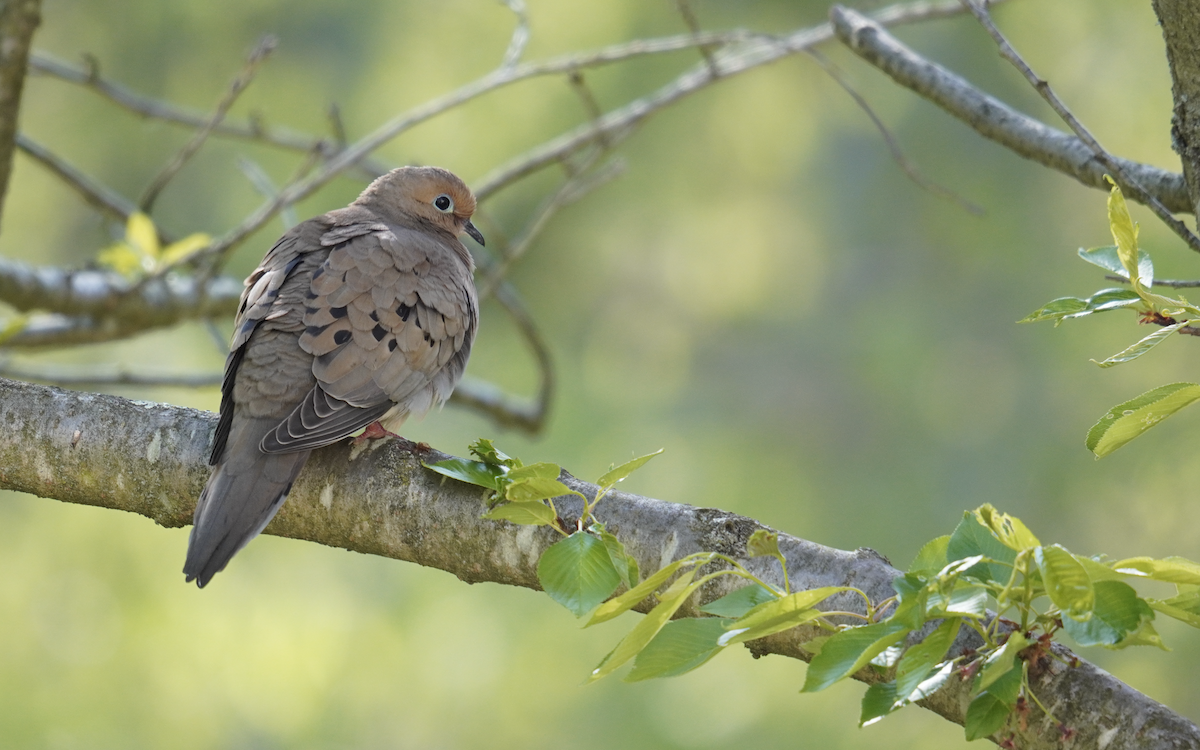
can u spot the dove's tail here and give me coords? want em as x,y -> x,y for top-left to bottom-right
184,416 -> 311,588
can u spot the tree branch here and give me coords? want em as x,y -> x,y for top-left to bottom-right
15,133 -> 174,242
0,0 -> 41,225
959,0 -> 1200,253
830,5 -> 1193,214
0,377 -> 1195,749
1152,0 -> 1200,220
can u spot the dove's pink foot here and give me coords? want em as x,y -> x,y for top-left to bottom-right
353,421 -> 402,444
352,422 -> 431,453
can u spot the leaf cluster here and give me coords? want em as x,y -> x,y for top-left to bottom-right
1021,180 -> 1200,457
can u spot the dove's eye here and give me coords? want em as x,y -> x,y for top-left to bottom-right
433,195 -> 454,213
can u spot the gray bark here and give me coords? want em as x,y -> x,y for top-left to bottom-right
0,0 -> 40,229
830,6 -> 1193,215
1153,0 -> 1200,220
0,376 -> 1195,749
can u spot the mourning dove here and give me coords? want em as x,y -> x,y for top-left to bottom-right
183,166 -> 483,588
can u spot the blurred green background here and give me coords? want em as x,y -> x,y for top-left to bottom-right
1,0 -> 1196,747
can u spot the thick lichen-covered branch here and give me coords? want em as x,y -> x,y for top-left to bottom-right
0,377 -> 1195,750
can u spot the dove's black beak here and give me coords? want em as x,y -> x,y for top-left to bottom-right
463,220 -> 485,246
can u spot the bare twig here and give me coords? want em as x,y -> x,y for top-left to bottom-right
15,133 -> 175,242
478,156 -> 623,299
138,35 -> 277,213
498,0 -> 530,70
28,52 -> 388,180
476,0 -> 983,201
959,0 -> 1200,252
327,103 -> 347,148
676,0 -> 721,77
0,357 -> 545,430
0,0 -> 984,354
1104,273 -> 1200,289
830,6 -> 1192,214
805,48 -> 984,215
0,361 -> 222,388
236,156 -> 299,229
0,0 -> 42,227
183,0 -> 979,274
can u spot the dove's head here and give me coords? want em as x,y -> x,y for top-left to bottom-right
358,166 -> 485,246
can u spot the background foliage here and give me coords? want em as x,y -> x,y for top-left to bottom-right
1,0 -> 1196,748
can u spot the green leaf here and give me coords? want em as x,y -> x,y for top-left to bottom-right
747,529 -> 781,559
908,536 -> 950,576
974,505 -> 1040,551
929,584 -> 989,618
588,568 -> 703,682
483,500 -> 557,526
588,559 -> 689,626
1087,383 -> 1200,457
126,211 -> 160,259
507,462 -> 562,482
894,618 -> 961,701
507,476 -> 577,503
1112,555 -> 1200,585
1036,545 -> 1094,621
1106,178 -> 1140,283
97,243 -> 148,276
423,457 -> 507,491
964,682 -> 1014,740
1075,555 -> 1128,583
1118,618 -> 1168,650
158,232 -> 212,266
860,682 -> 899,726
909,660 -> 956,702
1019,288 -> 1142,325
964,693 -> 1011,741
1149,599 -> 1200,627
1078,245 -> 1153,286
625,617 -> 730,682
597,527 -> 638,589
977,631 -> 1029,692
947,512 -> 1016,583
720,587 -> 852,647
1090,321 -> 1190,368
699,584 -> 777,618
597,448 -> 663,488
889,574 -> 931,630
800,622 -> 910,693
538,532 -> 622,617
469,438 -> 517,467
1062,580 -> 1153,647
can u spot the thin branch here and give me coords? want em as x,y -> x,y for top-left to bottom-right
675,0 -> 721,77
14,133 -> 175,242
498,0 -> 530,70
180,0 -> 979,275
0,361 -> 222,388
475,0 -> 983,201
28,52 -> 389,180
830,6 -> 1192,215
478,155 -> 622,299
0,358 -> 545,430
1,1 -> 985,353
138,35 -> 277,213
805,48 -> 984,215
1103,273 -> 1200,288
0,0 -> 41,227
960,0 -> 1200,253
1,378 -> 1196,750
